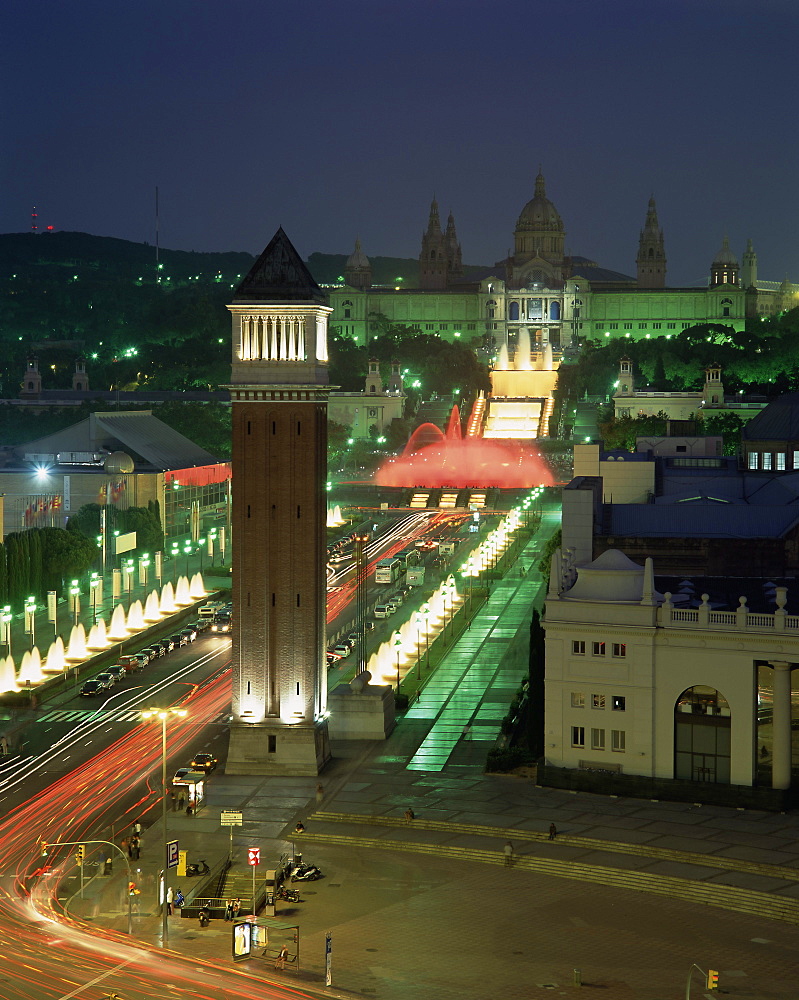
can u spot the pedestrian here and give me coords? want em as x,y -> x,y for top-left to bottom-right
98,851 -> 107,876
404,807 -> 415,825
170,791 -> 177,812
177,791 -> 186,811
275,945 -> 289,970
132,835 -> 141,859
549,823 -> 557,841
224,899 -> 233,921
122,836 -> 131,858
295,821 -> 305,834
132,820 -> 142,836
504,840 -> 514,866
166,886 -> 173,916
315,782 -> 324,806
232,898 -> 241,920
0,735 -> 8,755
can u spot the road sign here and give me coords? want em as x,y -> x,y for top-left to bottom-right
166,840 -> 179,869
247,847 -> 260,866
221,810 -> 243,826
325,931 -> 332,986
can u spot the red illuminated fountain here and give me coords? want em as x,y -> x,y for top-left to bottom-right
375,405 -> 554,488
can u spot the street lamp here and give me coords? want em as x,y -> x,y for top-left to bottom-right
25,596 -> 36,650
139,554 -> 150,588
89,573 -> 100,624
413,611 -> 423,680
70,580 -> 80,626
170,542 -> 179,583
1,606 -> 12,659
392,630 -> 403,694
183,540 -> 192,579
421,603 -> 431,671
124,559 -> 134,607
209,528 -> 217,567
141,707 -> 187,949
197,536 -> 205,573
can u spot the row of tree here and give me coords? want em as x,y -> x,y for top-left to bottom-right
0,527 -> 98,606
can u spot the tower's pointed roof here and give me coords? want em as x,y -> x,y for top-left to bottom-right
234,227 -> 327,304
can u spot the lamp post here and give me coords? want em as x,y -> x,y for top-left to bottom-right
421,602 -> 431,672
89,573 -> 100,625
197,536 -> 205,573
1,606 -> 12,660
392,630 -> 403,694
414,611 -> 423,680
141,707 -> 187,949
139,554 -> 150,589
183,541 -> 192,579
25,596 -> 36,651
124,559 -> 134,608
209,528 -> 217,567
70,580 -> 80,626
170,542 -> 179,583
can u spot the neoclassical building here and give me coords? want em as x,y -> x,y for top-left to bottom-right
329,175 -> 794,352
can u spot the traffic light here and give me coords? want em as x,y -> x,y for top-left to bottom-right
706,970 -> 719,990
76,844 -> 85,864
39,840 -> 48,856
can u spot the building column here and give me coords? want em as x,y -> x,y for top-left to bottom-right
770,661 -> 793,790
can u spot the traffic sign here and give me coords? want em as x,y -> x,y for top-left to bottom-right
247,847 -> 260,866
221,810 -> 243,826
166,840 -> 179,869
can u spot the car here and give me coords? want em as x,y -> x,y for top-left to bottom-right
326,652 -> 341,667
346,630 -> 360,643
173,767 -> 193,783
180,625 -> 198,642
192,619 -> 211,633
118,654 -> 142,673
150,640 -> 169,656
364,620 -> 375,632
191,752 -> 218,773
159,637 -> 176,653
134,650 -> 152,665
95,671 -> 115,690
332,643 -> 352,657
106,665 -> 126,683
374,604 -> 394,618
210,614 -> 231,634
80,680 -> 103,697
134,652 -> 150,668
171,632 -> 189,646
140,647 -> 158,661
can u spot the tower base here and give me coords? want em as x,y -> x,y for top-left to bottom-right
328,678 -> 396,740
226,719 -> 330,776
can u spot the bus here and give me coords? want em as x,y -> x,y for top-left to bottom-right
374,558 -> 401,584
394,548 -> 421,570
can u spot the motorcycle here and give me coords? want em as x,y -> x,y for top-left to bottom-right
291,864 -> 322,882
277,885 -> 301,902
186,859 -> 210,877
198,907 -> 211,927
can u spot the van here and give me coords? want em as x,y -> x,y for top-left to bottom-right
198,602 -> 225,619
118,654 -> 141,673
374,604 -> 393,619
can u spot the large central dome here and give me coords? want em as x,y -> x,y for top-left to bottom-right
515,171 -> 564,232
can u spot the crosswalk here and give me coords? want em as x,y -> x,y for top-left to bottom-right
36,708 -> 142,725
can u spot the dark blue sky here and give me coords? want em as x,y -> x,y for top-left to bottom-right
3,0 -> 797,285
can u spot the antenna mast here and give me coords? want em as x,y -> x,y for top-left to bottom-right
31,206 -> 38,233
155,186 -> 160,282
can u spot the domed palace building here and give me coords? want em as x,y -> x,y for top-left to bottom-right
328,173 -> 795,354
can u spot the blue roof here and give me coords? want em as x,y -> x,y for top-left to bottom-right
609,504 -> 799,539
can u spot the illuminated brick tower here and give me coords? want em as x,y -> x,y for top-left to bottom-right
226,228 -> 331,775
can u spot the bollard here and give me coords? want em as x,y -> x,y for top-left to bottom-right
574,968 -> 582,987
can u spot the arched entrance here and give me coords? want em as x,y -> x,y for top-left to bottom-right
674,686 -> 731,783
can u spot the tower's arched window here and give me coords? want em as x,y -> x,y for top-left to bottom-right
550,301 -> 560,321
343,299 -> 352,319
487,300 -> 496,320
509,301 -> 519,321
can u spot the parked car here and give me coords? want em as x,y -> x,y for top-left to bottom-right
159,637 -> 176,653
326,652 -> 341,667
80,679 -> 103,697
118,654 -> 142,673
192,619 -> 211,634
140,647 -> 158,661
134,653 -> 150,669
95,672 -> 115,690
150,640 -> 169,656
171,632 -> 189,647
346,630 -> 360,643
364,620 -> 376,632
374,604 -> 394,618
332,644 -> 352,658
191,752 -> 218,773
106,665 -> 126,683
180,625 -> 198,642
210,613 -> 231,634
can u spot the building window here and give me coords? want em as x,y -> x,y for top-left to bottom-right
571,692 -> 585,708
467,323 -> 476,330
763,453 -> 772,471
793,450 -> 799,469
592,641 -> 605,656
611,730 -> 626,752
667,322 -> 676,329
592,694 -> 605,709
609,322 -> 618,330
572,640 -> 585,655
612,643 -> 626,658
571,726 -> 585,748
777,453 -> 786,471
748,452 -> 758,470
612,696 -> 626,712
439,324 -> 448,330
591,728 -> 605,750
653,322 -> 661,329
638,322 -> 647,329
425,323 -> 434,331
623,322 -> 633,329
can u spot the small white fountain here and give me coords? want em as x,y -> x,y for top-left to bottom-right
108,604 -> 128,639
87,619 -> 109,650
44,638 -> 66,673
127,601 -> 145,630
18,648 -> 45,686
174,577 -> 192,606
143,591 -> 162,622
66,624 -> 88,661
159,582 -> 177,613
0,656 -> 17,693
189,573 -> 206,599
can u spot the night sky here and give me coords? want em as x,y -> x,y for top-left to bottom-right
4,0 -> 797,286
